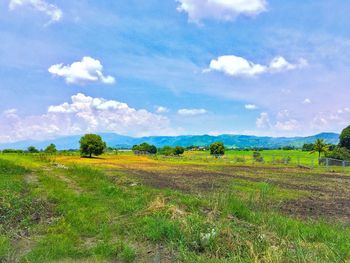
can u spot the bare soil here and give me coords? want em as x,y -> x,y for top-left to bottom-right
117,164 -> 350,222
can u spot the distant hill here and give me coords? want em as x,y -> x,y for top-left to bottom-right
0,132 -> 339,150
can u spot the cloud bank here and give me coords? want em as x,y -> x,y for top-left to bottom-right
0,93 -> 170,143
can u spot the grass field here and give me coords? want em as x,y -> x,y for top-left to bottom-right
1,152 -> 350,262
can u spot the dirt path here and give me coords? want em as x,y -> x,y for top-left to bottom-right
54,173 -> 83,194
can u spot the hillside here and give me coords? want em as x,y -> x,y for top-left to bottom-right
0,132 -> 339,150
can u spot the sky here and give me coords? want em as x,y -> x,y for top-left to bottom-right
1,0 -> 350,142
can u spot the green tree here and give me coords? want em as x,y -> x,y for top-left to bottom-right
132,143 -> 157,154
339,125 -> 350,150
326,146 -> 350,160
45,143 -> 57,154
79,134 -> 106,158
174,146 -> 185,156
302,143 -> 314,152
160,146 -> 174,156
311,139 -> 328,158
27,146 -> 39,153
210,142 -> 225,156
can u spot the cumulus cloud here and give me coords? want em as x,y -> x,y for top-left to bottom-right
0,93 -> 171,143
275,119 -> 300,131
245,104 -> 258,110
311,108 -> 350,131
48,57 -> 115,85
177,108 -> 207,116
206,55 -> 307,77
256,112 -> 271,129
176,0 -> 267,22
156,106 -> 169,114
256,110 -> 300,132
9,0 -> 62,23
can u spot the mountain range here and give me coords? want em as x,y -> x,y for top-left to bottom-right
0,132 -> 340,150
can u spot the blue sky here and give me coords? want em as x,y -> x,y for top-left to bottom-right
1,0 -> 350,142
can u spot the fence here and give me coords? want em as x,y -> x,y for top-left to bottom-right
155,152 -> 350,173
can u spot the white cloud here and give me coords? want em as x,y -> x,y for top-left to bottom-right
275,119 -> 299,131
245,104 -> 258,110
156,106 -> 169,114
206,55 -> 307,77
303,98 -> 311,104
256,112 -> 271,129
256,110 -> 300,132
9,0 -> 62,23
48,57 -> 115,85
176,0 -> 267,22
311,109 -> 350,131
177,108 -> 207,116
0,93 -> 171,143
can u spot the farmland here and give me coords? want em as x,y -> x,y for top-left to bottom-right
1,151 -> 350,262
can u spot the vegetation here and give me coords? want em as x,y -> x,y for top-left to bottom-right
1,149 -> 24,154
326,146 -> 350,160
44,143 -> 57,154
159,146 -> 185,156
209,142 -> 225,156
0,152 -> 349,262
27,146 -> 39,153
340,125 -> 350,150
302,143 -> 314,152
159,146 -> 174,156
174,146 -> 185,156
310,139 -> 328,158
132,143 -> 157,154
79,134 -> 106,158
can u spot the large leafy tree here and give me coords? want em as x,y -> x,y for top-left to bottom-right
27,146 -> 39,153
209,142 -> 225,156
45,143 -> 57,154
339,125 -> 350,150
79,134 -> 106,158
311,139 -> 328,158
174,146 -> 185,156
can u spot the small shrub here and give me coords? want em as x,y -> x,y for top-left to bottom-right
253,152 -> 264,162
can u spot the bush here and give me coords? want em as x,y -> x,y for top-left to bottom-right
209,142 -> 225,156
282,146 -> 295,150
253,152 -> 263,162
174,146 -> 185,156
302,143 -> 314,152
27,146 -> 39,153
132,143 -> 157,154
159,146 -> 174,156
1,149 -> 24,154
325,147 -> 350,160
45,144 -> 57,154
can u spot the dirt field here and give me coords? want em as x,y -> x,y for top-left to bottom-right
57,154 -> 350,222
2,153 -> 350,262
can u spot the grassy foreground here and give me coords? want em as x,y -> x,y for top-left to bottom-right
1,153 -> 350,262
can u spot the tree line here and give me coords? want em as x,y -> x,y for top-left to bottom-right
2,125 -> 350,161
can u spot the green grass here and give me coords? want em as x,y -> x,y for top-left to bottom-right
0,153 -> 349,262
